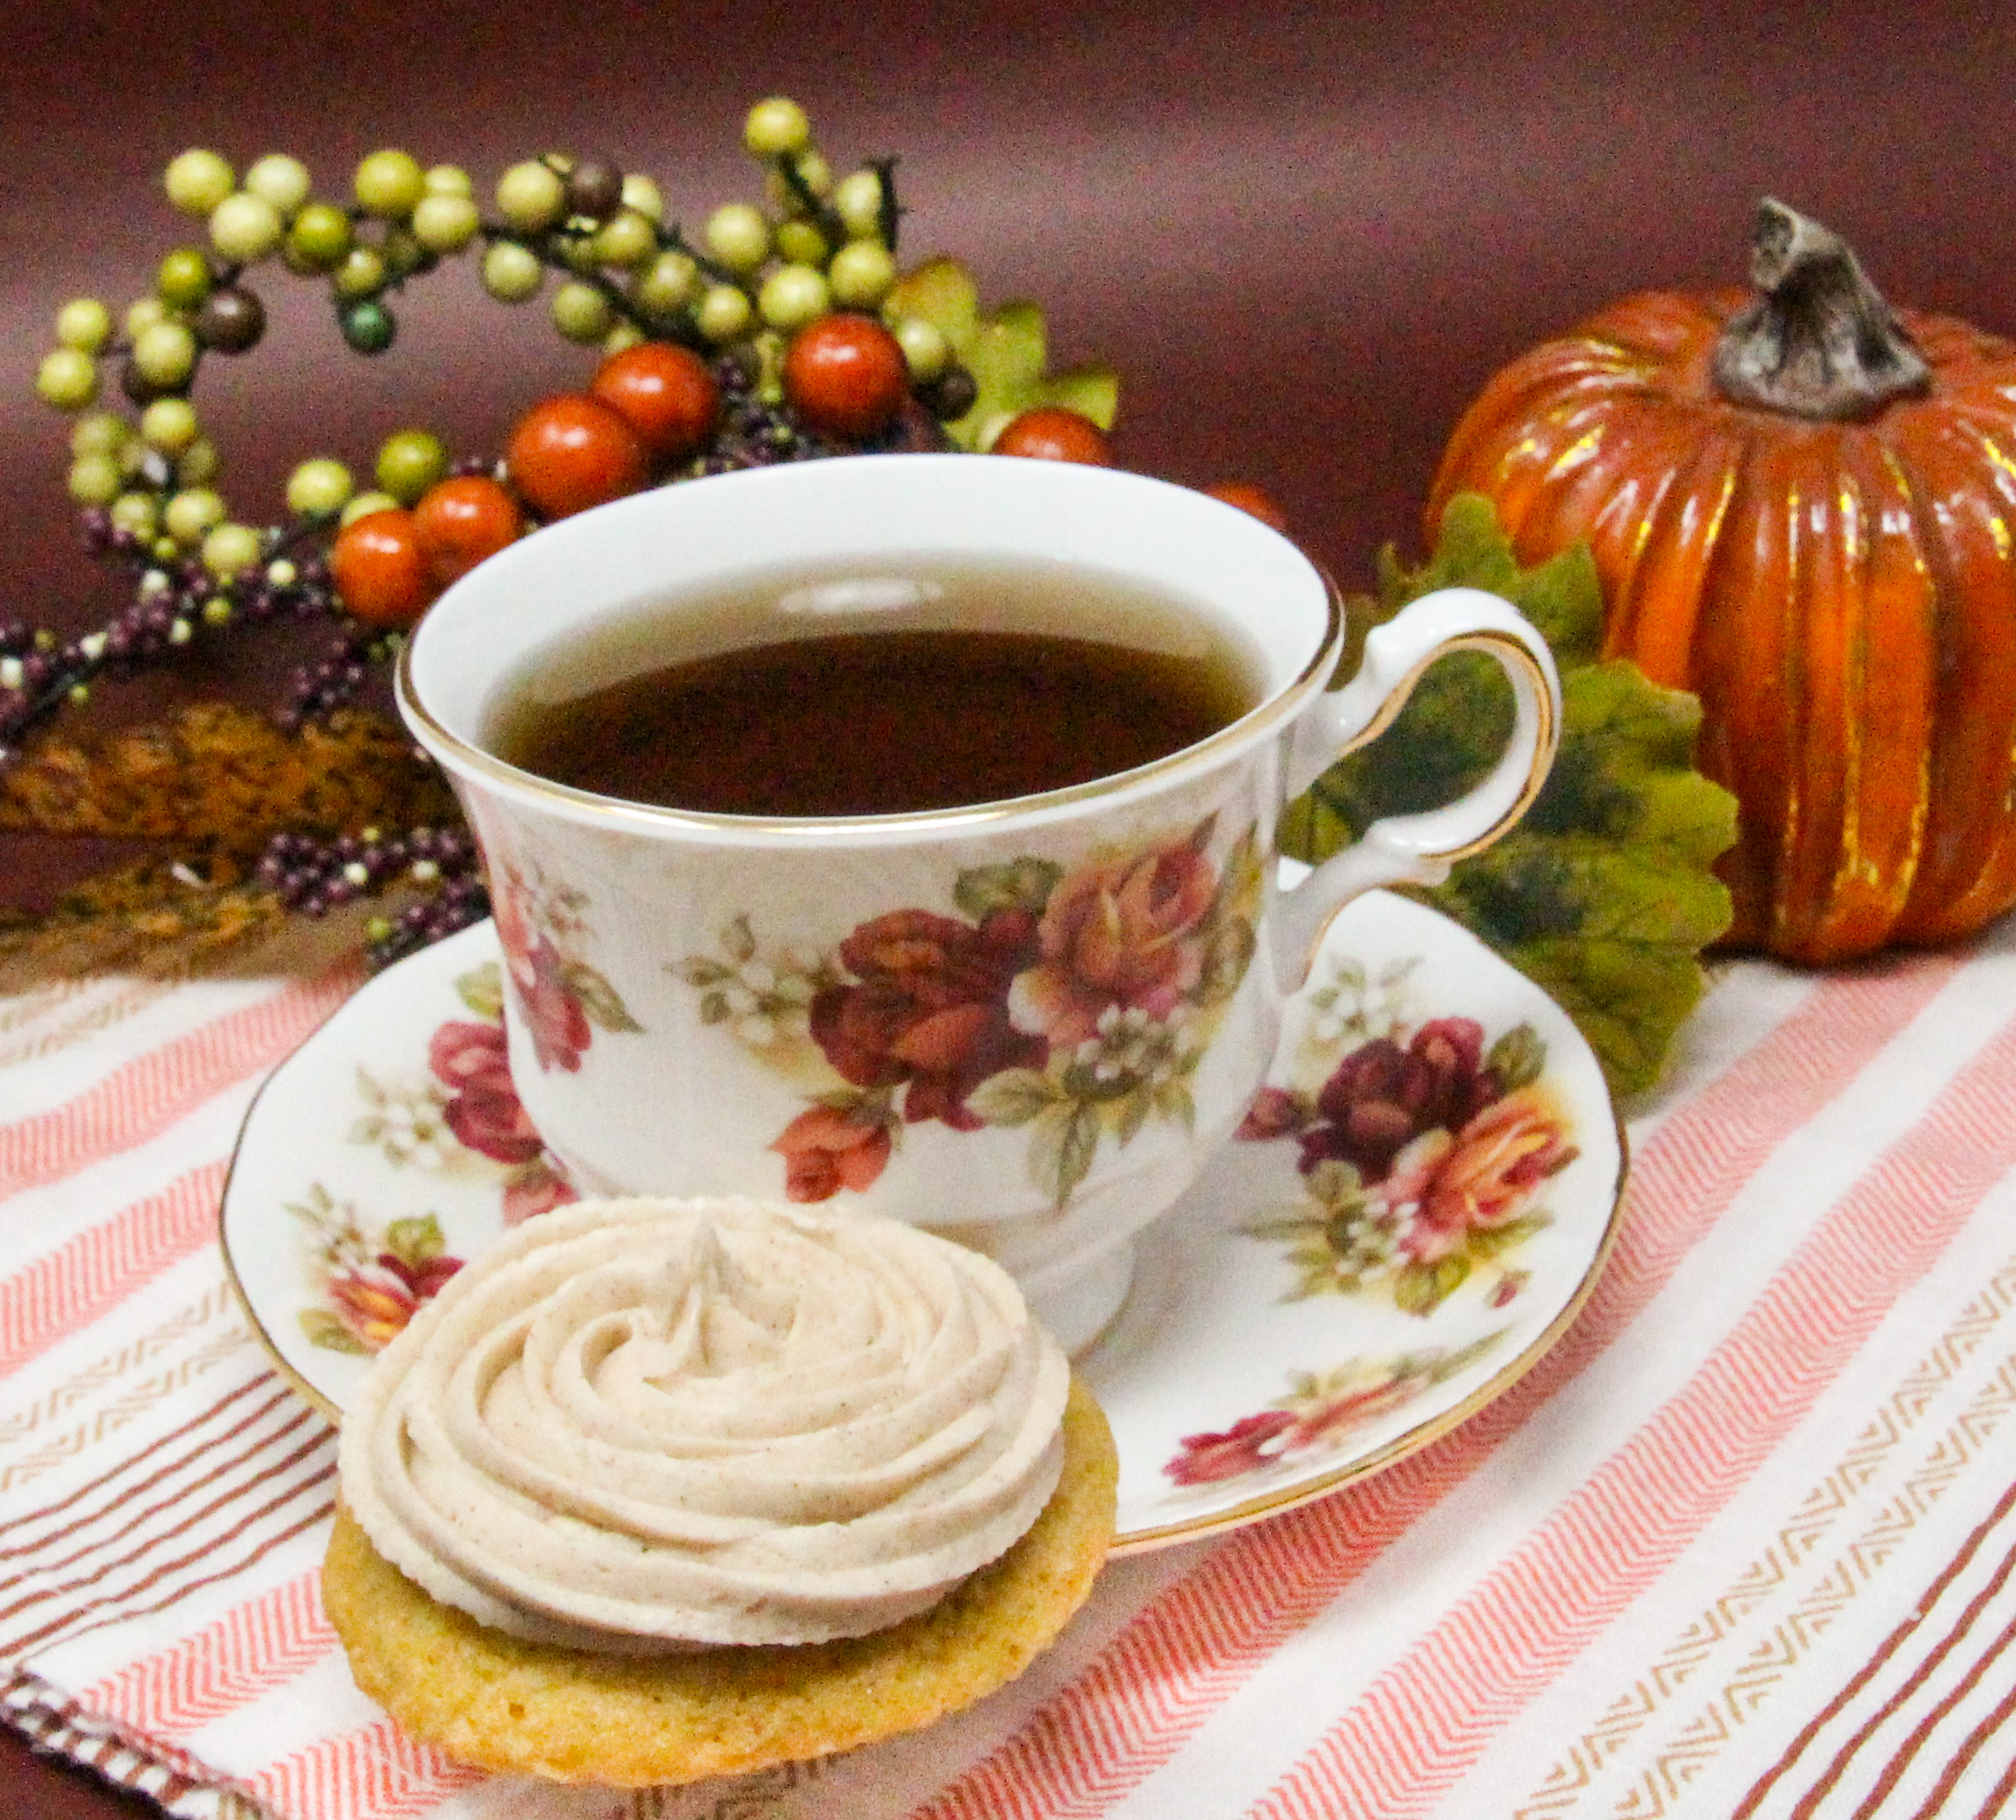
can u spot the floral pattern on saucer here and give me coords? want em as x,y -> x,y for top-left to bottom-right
221,890 -> 1625,1551
292,1186 -> 466,1354
1164,1331 -> 1506,1488
292,959 -> 576,1353
672,817 -> 1264,1206
1234,954 -> 1578,1318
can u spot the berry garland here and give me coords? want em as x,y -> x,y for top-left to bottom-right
17,97 -> 1123,966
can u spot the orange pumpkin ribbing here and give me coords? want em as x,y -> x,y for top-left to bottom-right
1430,290 -> 2016,964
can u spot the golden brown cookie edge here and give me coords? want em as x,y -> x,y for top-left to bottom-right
322,1373 -> 1118,1786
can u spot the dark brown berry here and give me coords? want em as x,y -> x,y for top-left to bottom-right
565,158 -> 624,223
919,364 -> 978,421
195,285 -> 266,353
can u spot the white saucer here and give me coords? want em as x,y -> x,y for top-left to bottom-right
221,888 -> 1624,1553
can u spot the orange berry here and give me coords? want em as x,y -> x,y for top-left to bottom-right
589,342 -> 720,463
413,475 -> 526,588
783,313 -> 910,440
992,406 -> 1112,465
1202,481 -> 1289,533
329,507 -> 432,628
505,393 -> 647,521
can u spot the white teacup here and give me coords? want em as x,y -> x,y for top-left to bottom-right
398,453 -> 1558,1351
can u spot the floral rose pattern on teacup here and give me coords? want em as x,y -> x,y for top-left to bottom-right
1163,1333 -> 1506,1489
813,908 -> 1050,1129
676,818 -> 1264,1207
489,856 -> 641,1072
767,1102 -> 896,1202
1237,952 -> 1577,1317
1010,838 -> 1222,1045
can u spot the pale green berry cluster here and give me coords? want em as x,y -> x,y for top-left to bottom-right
275,423 -> 460,541
724,98 -> 953,390
18,100 -> 976,772
33,146 -> 487,578
59,405 -> 267,580
33,99 -> 956,586
464,96 -> 953,397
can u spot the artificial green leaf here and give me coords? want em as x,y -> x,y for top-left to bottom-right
884,256 -> 1119,450
1377,497 -> 1605,661
883,256 -> 979,341
1045,368 -> 1123,426
1280,494 -> 1738,1095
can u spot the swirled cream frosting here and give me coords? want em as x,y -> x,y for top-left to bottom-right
336,1196 -> 1070,1649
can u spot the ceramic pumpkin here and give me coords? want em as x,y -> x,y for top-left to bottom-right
1429,199 -> 2016,963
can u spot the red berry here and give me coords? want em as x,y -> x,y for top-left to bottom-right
1202,481 -> 1289,533
413,475 -> 526,587
329,507 -> 433,628
589,342 -> 720,463
783,313 -> 910,440
505,394 -> 647,521
992,407 -> 1113,465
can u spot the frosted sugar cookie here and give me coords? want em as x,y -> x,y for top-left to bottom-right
323,1196 -> 1116,1784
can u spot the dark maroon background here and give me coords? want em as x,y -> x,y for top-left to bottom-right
5,0 -> 2013,1809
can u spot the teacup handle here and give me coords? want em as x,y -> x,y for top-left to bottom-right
1272,585 -> 1561,990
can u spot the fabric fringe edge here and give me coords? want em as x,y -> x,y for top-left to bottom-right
4,1665 -> 266,1820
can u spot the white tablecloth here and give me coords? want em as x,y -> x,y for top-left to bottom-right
5,910 -> 2016,1819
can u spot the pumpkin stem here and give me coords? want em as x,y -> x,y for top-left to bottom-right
1710,199 -> 1931,420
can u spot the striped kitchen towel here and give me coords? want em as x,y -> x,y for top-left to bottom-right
4,911 -> 2016,1819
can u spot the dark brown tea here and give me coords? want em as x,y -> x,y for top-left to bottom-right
486,558 -> 1262,816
